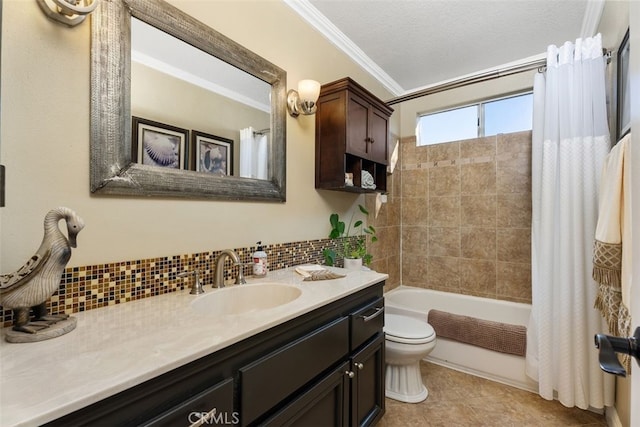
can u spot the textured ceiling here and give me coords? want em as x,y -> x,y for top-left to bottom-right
289,0 -> 601,96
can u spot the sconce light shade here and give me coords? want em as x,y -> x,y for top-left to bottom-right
36,0 -> 99,27
287,79 -> 321,117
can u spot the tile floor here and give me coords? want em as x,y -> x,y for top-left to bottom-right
378,362 -> 607,427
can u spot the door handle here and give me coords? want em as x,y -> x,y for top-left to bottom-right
594,326 -> 640,377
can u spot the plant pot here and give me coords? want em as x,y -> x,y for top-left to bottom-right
343,257 -> 363,270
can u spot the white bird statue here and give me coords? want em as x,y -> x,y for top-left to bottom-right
0,207 -> 85,334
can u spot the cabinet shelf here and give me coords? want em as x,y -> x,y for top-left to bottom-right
315,77 -> 393,194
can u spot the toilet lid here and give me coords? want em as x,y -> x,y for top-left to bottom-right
385,314 -> 435,343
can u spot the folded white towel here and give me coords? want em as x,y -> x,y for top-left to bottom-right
361,170 -> 376,189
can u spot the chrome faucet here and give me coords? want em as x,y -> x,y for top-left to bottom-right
214,249 -> 244,288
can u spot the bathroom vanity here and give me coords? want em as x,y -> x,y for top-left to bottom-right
0,267 -> 386,427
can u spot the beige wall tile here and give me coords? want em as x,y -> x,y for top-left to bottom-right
402,169 -> 429,198
460,227 -> 496,260
428,141 -> 460,162
415,146 -> 429,164
402,198 -> 429,226
461,161 -> 496,195
497,194 -> 532,228
402,226 -> 429,254
401,138 -> 417,163
428,196 -> 460,227
392,170 -> 402,198
497,130 -> 532,155
426,256 -> 460,291
497,156 -> 530,194
497,261 -> 531,303
429,165 -> 460,196
428,227 -> 460,257
459,258 -> 496,297
497,228 -> 531,263
403,254 -> 430,287
460,135 -> 496,159
461,195 -> 497,227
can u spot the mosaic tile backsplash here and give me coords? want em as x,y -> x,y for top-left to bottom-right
1,238 -> 346,328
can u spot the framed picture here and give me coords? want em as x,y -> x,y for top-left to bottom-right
617,28 -> 630,140
132,117 -> 189,169
192,130 -> 234,176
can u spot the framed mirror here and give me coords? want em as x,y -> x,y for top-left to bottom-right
90,0 -> 287,201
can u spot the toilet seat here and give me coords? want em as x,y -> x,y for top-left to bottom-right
385,314 -> 436,345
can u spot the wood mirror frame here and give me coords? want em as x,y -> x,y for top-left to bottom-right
90,0 -> 287,201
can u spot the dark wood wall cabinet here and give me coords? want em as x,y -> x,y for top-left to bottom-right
44,282 -> 385,427
315,77 -> 394,193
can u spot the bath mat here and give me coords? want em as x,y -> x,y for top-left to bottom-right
427,309 -> 526,357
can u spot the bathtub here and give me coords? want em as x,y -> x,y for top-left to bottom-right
384,286 -> 538,392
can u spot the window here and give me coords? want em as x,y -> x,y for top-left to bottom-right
416,92 -> 533,146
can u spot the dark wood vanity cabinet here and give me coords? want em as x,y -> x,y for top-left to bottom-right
45,282 -> 385,427
349,333 -> 385,426
315,77 -> 393,193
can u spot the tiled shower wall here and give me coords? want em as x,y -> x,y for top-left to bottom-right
365,155 -> 402,293
399,131 -> 532,303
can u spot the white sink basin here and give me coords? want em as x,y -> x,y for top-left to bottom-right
190,283 -> 302,316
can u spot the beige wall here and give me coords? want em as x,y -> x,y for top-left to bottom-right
0,0 -> 396,271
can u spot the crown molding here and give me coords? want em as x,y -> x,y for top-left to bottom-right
283,0 -> 404,96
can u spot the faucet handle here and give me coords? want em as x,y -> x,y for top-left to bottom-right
234,262 -> 250,285
178,269 -> 205,295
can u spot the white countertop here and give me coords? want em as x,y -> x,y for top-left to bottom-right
0,266 -> 387,427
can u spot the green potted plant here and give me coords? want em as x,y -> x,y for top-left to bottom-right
323,204 -> 377,269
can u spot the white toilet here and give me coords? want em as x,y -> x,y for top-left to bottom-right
384,313 -> 437,403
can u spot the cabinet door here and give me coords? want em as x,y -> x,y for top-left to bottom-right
346,92 -> 371,159
262,361 -> 350,427
350,334 -> 385,427
368,107 -> 389,165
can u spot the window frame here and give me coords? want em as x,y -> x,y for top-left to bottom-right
416,90 -> 533,146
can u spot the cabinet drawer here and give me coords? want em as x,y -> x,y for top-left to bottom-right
240,316 -> 350,425
143,378 -> 234,427
350,298 -> 384,351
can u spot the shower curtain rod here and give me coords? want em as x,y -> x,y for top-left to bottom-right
386,49 -> 611,106
253,128 -> 270,135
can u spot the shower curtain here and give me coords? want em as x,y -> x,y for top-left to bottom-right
526,34 -> 614,409
239,127 -> 268,180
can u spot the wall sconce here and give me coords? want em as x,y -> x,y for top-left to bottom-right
287,80 -> 321,117
36,0 -> 98,27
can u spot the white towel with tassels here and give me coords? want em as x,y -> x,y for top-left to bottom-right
593,133 -> 632,370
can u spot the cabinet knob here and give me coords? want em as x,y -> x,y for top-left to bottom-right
370,138 -> 375,144
345,370 -> 355,378
355,362 -> 364,370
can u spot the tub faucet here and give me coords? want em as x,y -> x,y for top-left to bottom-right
214,249 -> 242,288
